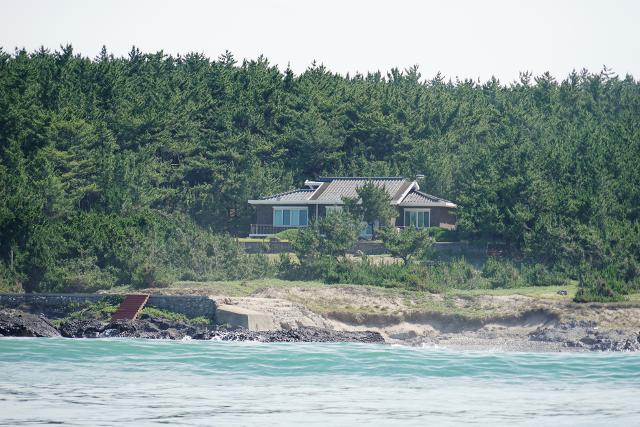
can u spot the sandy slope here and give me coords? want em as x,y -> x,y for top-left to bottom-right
141,283 -> 640,351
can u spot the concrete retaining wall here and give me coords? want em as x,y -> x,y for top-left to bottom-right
0,293 -> 216,320
242,241 -> 392,255
216,304 -> 277,331
242,241 -> 292,254
242,241 -> 482,256
147,295 -> 215,319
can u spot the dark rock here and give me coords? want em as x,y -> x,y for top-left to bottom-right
0,310 -> 60,337
579,336 -> 598,346
529,321 -> 640,351
59,319 -> 106,338
208,326 -> 385,343
3,309 -> 384,343
58,317 -> 384,343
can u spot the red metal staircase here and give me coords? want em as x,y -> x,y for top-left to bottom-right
111,294 -> 150,321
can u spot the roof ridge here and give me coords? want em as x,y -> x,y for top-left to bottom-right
259,188 -> 313,200
317,176 -> 406,181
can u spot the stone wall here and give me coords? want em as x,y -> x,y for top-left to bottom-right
147,295 -> 215,319
0,293 -> 216,320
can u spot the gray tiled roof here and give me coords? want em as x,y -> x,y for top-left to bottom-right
312,177 -> 408,203
249,177 -> 457,207
399,190 -> 456,207
258,189 -> 314,202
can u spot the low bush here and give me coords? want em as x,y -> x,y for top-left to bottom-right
481,259 -> 571,289
272,228 -> 300,241
481,258 -> 523,288
279,250 -> 580,293
521,263 -> 567,287
574,271 -> 626,303
424,258 -> 489,290
41,256 -> 119,292
280,255 -> 488,292
56,296 -> 211,325
0,261 -> 24,293
141,307 -> 211,325
573,264 -> 640,302
279,255 -> 425,290
425,227 -> 460,242
61,296 -> 124,321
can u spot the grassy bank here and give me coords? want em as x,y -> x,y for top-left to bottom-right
136,279 -> 580,318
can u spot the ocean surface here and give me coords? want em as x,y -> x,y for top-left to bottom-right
1,338 -> 639,426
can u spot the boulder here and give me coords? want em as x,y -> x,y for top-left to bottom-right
0,310 -> 60,337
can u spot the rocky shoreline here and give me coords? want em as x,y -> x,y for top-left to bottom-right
528,320 -> 640,352
0,310 -> 384,344
2,308 -> 639,351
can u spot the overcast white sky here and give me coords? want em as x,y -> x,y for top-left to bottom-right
1,0 -> 638,82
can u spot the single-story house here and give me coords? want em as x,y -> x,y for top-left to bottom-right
248,177 -> 457,237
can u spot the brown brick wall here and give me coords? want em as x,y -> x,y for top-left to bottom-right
255,205 -> 273,224
254,205 -> 456,229
254,205 -> 319,224
396,207 -> 457,228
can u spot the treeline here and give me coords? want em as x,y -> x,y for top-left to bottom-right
0,45 -> 639,292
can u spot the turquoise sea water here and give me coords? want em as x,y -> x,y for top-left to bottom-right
1,338 -> 639,426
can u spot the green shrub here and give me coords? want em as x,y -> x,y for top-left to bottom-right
279,255 -> 481,292
424,258 -> 489,290
379,227 -> 435,265
481,258 -> 523,288
574,270 -> 626,303
131,260 -> 175,289
0,261 -> 24,293
273,228 -> 300,241
61,296 -> 123,321
100,295 -> 124,305
40,256 -> 119,292
342,181 -> 396,239
290,212 -> 361,259
521,263 -> 566,287
58,297 -> 212,325
279,255 -> 423,290
278,252 -> 578,293
317,212 -> 362,256
290,225 -> 322,260
425,227 -> 460,242
24,211 -> 277,292
141,307 -> 212,324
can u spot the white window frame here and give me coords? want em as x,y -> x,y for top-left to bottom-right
273,206 -> 309,227
404,208 -> 431,228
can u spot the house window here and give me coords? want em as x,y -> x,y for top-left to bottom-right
273,207 -> 308,227
325,206 -> 342,216
404,209 -> 430,228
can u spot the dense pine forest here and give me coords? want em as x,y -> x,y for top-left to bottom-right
1,46 -> 639,294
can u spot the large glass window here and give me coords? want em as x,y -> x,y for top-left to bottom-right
273,207 -> 308,227
404,209 -> 430,228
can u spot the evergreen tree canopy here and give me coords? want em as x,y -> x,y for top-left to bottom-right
0,46 -> 639,290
